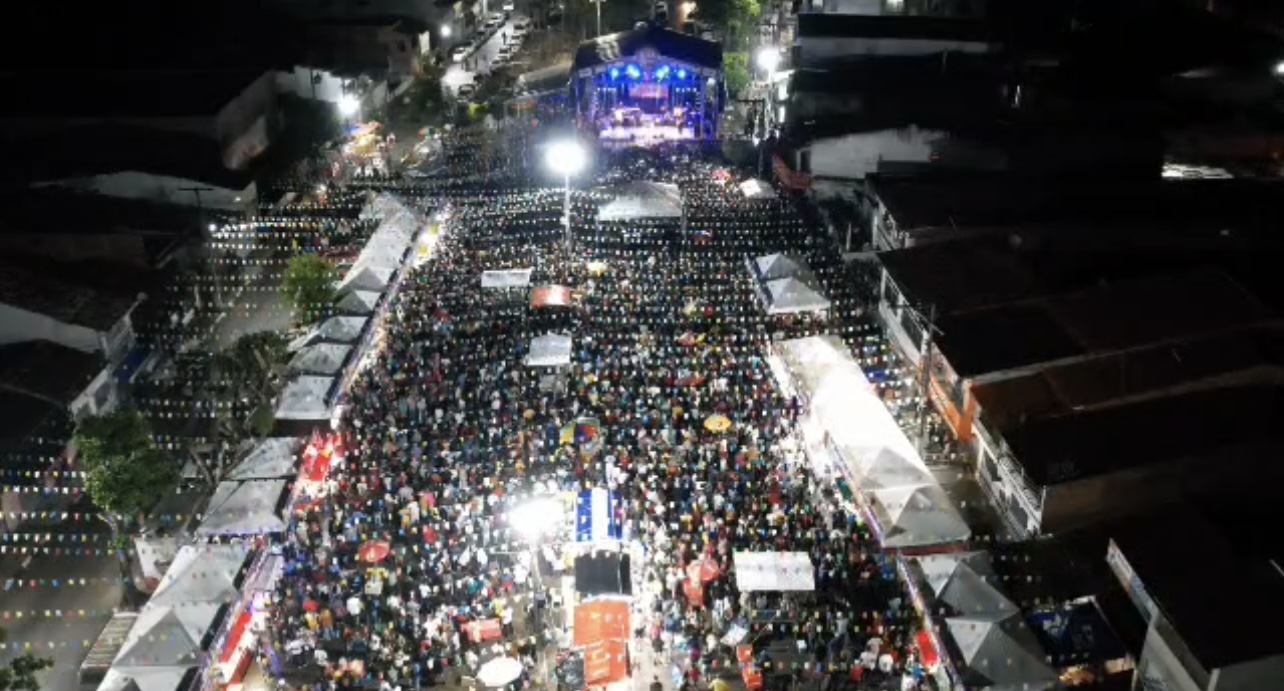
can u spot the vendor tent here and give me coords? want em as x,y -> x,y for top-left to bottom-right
336,290 -> 381,315
531,285 -> 574,308
916,551 -> 1000,598
869,484 -> 970,548
732,552 -> 815,591
290,316 -> 369,350
149,544 -> 252,607
97,666 -> 198,691
275,375 -> 335,421
481,268 -> 534,289
196,479 -> 289,536
114,601 -> 225,667
945,613 -> 1058,690
739,178 -> 775,199
361,192 -> 409,222
763,277 -> 831,314
338,261 -> 394,293
598,181 -> 683,221
526,333 -> 573,367
229,438 -> 298,481
752,252 -> 818,284
289,343 -> 353,375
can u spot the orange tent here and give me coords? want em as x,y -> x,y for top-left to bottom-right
573,600 -> 629,647
531,285 -> 574,308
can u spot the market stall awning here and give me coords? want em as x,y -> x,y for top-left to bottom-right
868,483 -> 971,548
149,544 -> 253,607
732,552 -> 815,591
763,277 -> 831,314
97,666 -> 199,691
275,375 -> 335,421
338,261 -> 395,294
195,480 -> 289,536
573,600 -> 630,647
114,601 -> 225,667
526,333 -> 573,367
481,268 -> 534,289
913,551 -> 1016,618
228,437 -> 298,480
289,343 -> 353,376
945,613 -> 1058,690
336,290 -> 381,315
752,253 -> 816,284
597,181 -> 683,221
290,316 -> 369,350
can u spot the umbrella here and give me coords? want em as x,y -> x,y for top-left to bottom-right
704,414 -> 732,434
688,557 -> 720,583
358,540 -> 392,564
560,418 -> 601,446
477,656 -> 525,687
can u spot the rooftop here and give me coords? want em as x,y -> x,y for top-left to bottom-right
796,13 -> 995,42
933,269 -> 1274,377
1002,385 -> 1284,486
973,327 -> 1284,433
0,340 -> 103,406
0,260 -> 139,332
573,26 -> 722,72
1110,505 -> 1284,670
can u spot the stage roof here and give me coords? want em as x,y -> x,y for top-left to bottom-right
573,25 -> 722,72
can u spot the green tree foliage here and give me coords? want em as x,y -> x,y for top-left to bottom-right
74,411 -> 177,521
694,0 -> 760,48
723,51 -> 751,99
282,254 -> 337,325
0,629 -> 52,691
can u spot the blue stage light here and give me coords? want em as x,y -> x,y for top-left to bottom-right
625,64 -> 642,79
655,66 -> 670,80
609,67 -> 620,79
676,68 -> 688,80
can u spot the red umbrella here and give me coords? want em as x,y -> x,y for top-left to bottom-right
358,540 -> 392,564
303,599 -> 320,613
688,557 -> 720,584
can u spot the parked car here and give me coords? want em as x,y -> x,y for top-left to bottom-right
457,82 -> 477,99
502,0 -> 515,12
512,22 -> 530,39
485,12 -> 505,28
452,45 -> 471,62
654,1 -> 668,19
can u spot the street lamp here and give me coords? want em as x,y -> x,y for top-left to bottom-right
1275,61 -> 1284,76
337,94 -> 360,118
546,139 -> 587,247
756,46 -> 781,75
441,25 -> 452,38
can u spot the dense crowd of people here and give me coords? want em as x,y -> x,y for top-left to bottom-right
268,130 -> 942,691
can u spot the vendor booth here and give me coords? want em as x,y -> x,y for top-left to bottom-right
288,343 -> 353,376
731,552 -> 815,591
289,316 -> 369,350
195,479 -> 289,537
597,181 -> 683,221
275,375 -> 336,423
228,438 -> 298,481
336,289 -> 381,315
481,268 -> 535,289
525,333 -> 574,367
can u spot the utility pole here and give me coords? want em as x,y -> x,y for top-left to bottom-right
593,0 -> 603,37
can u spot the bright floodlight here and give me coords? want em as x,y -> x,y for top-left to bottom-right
757,47 -> 781,73
441,25 -> 452,38
337,94 -> 360,117
1275,61 -> 1284,76
510,497 -> 564,541
546,140 -> 587,176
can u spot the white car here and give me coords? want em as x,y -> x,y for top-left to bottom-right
485,12 -> 505,28
457,83 -> 477,99
502,0 -> 515,12
451,45 -> 471,62
654,1 -> 668,19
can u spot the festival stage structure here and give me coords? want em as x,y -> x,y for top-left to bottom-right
572,25 -> 724,145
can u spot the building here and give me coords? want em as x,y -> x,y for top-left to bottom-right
792,13 -> 996,67
1107,507 -> 1284,691
0,259 -> 143,362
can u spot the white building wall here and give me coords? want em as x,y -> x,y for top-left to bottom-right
0,304 -> 102,354
807,128 -> 949,180
276,67 -> 348,103
33,171 -> 255,211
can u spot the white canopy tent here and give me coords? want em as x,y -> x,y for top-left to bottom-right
945,613 -> 1058,691
196,479 -> 288,536
290,316 -> 369,350
753,253 -> 814,283
917,551 -> 1002,599
114,601 -> 224,668
289,343 -> 353,375
149,544 -> 252,607
336,290 -> 381,315
481,268 -> 535,289
97,666 -> 196,691
868,484 -> 971,548
360,192 -> 410,222
338,261 -> 395,294
763,277 -> 832,314
598,181 -> 683,221
739,178 -> 775,200
732,552 -> 815,591
275,375 -> 335,421
526,333 -> 573,367
228,437 -> 298,481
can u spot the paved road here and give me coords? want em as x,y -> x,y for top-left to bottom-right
444,11 -> 532,95
0,516 -> 122,691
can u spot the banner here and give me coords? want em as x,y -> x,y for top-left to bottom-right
575,488 -> 621,542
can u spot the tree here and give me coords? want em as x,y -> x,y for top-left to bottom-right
693,0 -> 760,48
723,52 -> 751,100
0,629 -> 51,691
282,254 -> 337,325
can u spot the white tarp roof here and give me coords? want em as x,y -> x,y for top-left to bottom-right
361,192 -> 409,222
289,343 -> 353,375
945,613 -> 1058,690
917,551 -> 1000,598
114,601 -> 223,667
196,479 -> 288,536
336,290 -> 381,315
598,181 -> 683,221
732,552 -> 815,591
97,667 -> 195,691
352,207 -> 419,270
339,261 -> 394,293
275,375 -> 334,420
290,316 -> 368,350
753,253 -> 816,283
482,268 -> 534,289
149,544 -> 251,607
229,437 -> 298,480
740,178 -> 775,199
526,333 -> 573,367
764,277 -> 831,314
869,484 -> 971,548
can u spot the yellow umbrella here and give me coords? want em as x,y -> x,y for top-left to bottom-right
704,414 -> 732,433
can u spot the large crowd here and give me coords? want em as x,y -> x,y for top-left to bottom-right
270,129 -> 941,691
